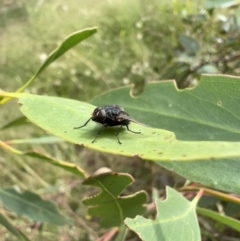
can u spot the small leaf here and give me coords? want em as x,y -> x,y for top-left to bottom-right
125,187 -> 201,241
204,0 -> 239,10
222,16 -> 238,32
0,27 -> 97,105
0,188 -> 70,225
0,140 -> 86,178
197,207 -> 240,232
33,27 -> 97,78
82,172 -> 147,228
178,34 -> 199,55
196,64 -> 219,74
0,212 -> 30,241
130,74 -> 147,97
0,116 -> 29,130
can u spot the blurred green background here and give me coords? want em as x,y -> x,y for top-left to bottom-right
1,0 -> 240,240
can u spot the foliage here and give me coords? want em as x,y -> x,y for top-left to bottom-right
125,187 -> 201,241
91,75 -> 240,195
164,0 -> 240,88
82,172 -> 147,228
1,0 -> 240,240
2,79 -> 240,163
0,188 -> 69,225
0,140 -> 86,178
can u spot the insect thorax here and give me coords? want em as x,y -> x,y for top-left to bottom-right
92,105 -> 130,127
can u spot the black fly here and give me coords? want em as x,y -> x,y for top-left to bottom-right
74,105 -> 145,144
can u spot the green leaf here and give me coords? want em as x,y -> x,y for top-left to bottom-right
204,0 -> 238,9
25,151 -> 86,178
91,74 -> 240,194
0,27 -> 97,105
0,116 -> 29,130
130,74 -> 146,97
197,207 -> 240,232
0,92 -> 240,162
6,136 -> 64,145
0,212 -> 30,241
92,75 -> 240,142
82,172 -> 147,228
31,27 -> 97,79
178,34 -> 199,55
0,188 -> 70,225
0,141 -> 86,178
158,159 -> 240,194
222,16 -> 238,32
196,64 -> 219,74
161,156 -> 240,196
125,187 -> 201,241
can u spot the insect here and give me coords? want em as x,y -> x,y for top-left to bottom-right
74,105 -> 146,144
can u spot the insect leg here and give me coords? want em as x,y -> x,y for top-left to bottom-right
92,125 -> 104,143
116,124 -> 123,144
126,125 -> 141,134
73,117 -> 92,129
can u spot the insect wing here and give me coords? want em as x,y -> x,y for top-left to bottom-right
117,113 -> 149,127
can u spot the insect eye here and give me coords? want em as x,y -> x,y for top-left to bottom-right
92,108 -> 106,121
97,109 -> 105,118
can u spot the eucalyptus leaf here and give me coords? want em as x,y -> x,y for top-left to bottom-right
0,116 -> 29,130
0,140 -> 86,178
0,27 -> 97,105
91,75 -> 240,142
82,172 -> 147,228
197,207 -> 240,232
91,74 -> 240,194
0,188 -> 70,225
159,159 -> 240,194
6,136 -> 64,145
0,92 -> 240,162
178,34 -> 199,55
204,0 -> 238,10
196,64 -> 219,74
125,187 -> 201,241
